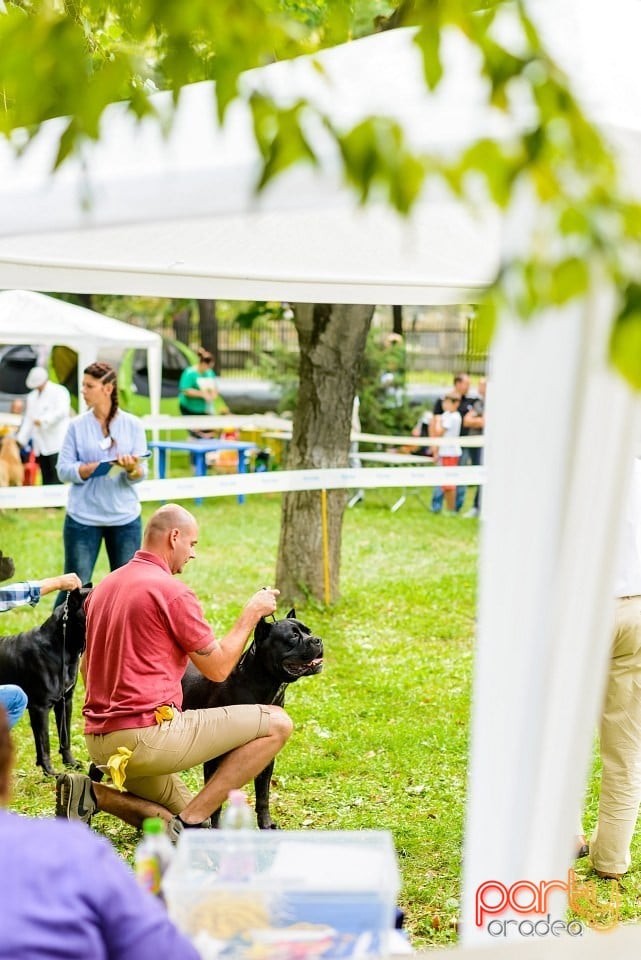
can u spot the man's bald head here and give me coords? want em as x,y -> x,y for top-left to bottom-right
143,504 -> 199,573
144,504 -> 196,545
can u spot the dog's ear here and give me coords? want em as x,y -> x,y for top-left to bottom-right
0,551 -> 15,583
286,608 -> 296,620
254,617 -> 271,643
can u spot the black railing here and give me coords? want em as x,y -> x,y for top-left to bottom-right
170,314 -> 489,377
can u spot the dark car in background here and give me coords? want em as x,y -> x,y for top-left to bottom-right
0,344 -> 38,411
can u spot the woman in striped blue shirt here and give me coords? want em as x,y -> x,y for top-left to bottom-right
57,362 -> 148,593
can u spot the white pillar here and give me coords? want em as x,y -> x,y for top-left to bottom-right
461,283 -> 641,942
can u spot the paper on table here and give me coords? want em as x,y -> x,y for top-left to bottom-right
197,377 -> 218,395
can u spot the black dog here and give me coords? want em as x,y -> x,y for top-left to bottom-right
181,609 -> 323,829
0,586 -> 91,775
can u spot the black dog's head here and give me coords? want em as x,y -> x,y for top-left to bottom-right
51,585 -> 92,657
252,609 -> 323,684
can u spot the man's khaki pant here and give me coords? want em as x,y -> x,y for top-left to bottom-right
591,595 -> 641,875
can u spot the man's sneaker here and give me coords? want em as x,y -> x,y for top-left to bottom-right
463,507 -> 479,519
166,815 -> 184,844
55,773 -> 97,824
166,814 -> 211,845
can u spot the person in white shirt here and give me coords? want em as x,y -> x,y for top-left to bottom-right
587,458 -> 641,879
432,393 -> 462,513
16,367 -> 71,485
347,395 -> 365,508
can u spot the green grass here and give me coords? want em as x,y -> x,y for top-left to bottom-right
2,492 -> 638,946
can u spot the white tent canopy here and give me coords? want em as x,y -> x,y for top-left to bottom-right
0,2 -> 638,304
0,2 -> 639,305
1,0 -> 641,950
0,290 -> 162,416
0,24 -> 508,304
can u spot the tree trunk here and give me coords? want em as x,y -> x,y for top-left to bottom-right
173,307 -> 192,347
276,303 -> 374,605
392,304 -> 404,337
198,300 -> 219,368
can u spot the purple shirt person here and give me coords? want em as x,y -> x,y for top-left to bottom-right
0,706 -> 199,960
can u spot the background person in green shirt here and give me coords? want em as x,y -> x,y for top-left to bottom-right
178,348 -> 219,416
178,348 -> 222,439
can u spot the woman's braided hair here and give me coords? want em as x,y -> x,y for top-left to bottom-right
84,361 -> 119,442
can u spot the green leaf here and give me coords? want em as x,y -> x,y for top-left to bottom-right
335,117 -> 425,214
549,257 -> 589,305
610,284 -> 641,389
250,98 -> 318,191
413,16 -> 443,91
390,152 -> 425,215
621,201 -> 641,237
336,120 -> 380,202
473,298 -> 498,353
53,119 -> 78,170
558,207 -> 589,237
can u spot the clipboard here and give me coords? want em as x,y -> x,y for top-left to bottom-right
91,451 -> 151,478
91,460 -> 116,478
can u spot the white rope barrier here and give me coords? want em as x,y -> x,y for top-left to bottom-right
0,464 -> 485,510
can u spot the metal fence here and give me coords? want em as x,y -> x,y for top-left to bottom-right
402,311 -> 489,376
172,306 -> 489,377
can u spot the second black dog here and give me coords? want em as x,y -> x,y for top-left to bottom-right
0,586 -> 91,775
181,609 -> 323,829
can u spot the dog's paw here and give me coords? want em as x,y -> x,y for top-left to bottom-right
39,763 -> 58,778
62,754 -> 84,771
257,815 -> 279,830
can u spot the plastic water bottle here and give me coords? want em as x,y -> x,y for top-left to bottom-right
134,816 -> 174,898
220,790 -> 255,830
219,790 -> 256,880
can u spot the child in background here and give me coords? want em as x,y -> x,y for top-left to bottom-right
432,393 -> 462,512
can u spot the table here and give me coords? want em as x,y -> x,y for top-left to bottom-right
142,413 -> 293,435
259,427 -> 484,450
356,451 -> 434,512
148,439 -> 257,505
357,452 -> 434,466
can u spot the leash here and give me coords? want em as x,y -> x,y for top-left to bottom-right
261,585 -> 278,622
57,592 -> 70,748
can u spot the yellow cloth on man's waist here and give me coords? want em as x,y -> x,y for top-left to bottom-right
106,746 -> 132,792
104,707 -> 174,790
154,705 -> 174,724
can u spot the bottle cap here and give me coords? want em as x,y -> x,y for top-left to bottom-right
142,816 -> 165,834
228,789 -> 248,805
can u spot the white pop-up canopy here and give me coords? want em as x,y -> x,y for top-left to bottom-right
0,2 -> 638,303
0,22 -> 507,304
0,290 -> 163,416
1,0 -> 641,950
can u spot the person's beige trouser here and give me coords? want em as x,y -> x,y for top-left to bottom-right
86,704 -> 270,813
591,595 -> 641,875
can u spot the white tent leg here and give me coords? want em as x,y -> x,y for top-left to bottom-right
461,284 -> 641,942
